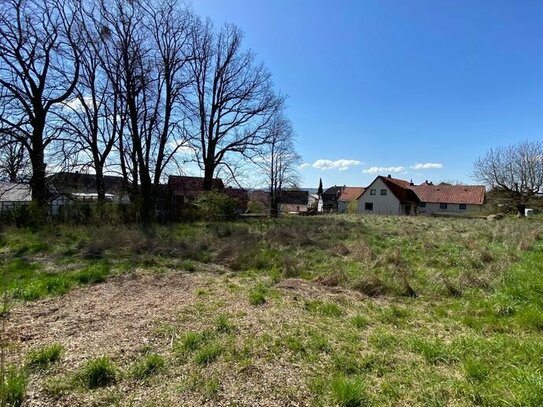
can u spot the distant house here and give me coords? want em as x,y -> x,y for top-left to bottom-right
279,190 -> 309,214
0,183 -> 31,212
46,172 -> 130,203
168,175 -> 224,212
358,175 -> 419,215
338,187 -> 365,213
223,187 -> 249,212
411,182 -> 485,214
357,175 -> 485,215
321,185 -> 345,212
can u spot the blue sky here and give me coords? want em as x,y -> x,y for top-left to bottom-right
191,0 -> 543,189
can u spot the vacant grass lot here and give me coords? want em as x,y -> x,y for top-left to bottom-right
1,215 -> 542,406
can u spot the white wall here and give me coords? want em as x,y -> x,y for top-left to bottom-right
418,203 -> 482,215
338,200 -> 348,213
357,178 -> 401,215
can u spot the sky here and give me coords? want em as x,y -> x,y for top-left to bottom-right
191,0 -> 543,189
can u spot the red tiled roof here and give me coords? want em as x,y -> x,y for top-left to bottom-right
338,187 -> 365,202
411,183 -> 485,205
168,176 -> 224,197
379,176 -> 420,203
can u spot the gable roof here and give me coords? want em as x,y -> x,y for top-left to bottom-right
168,176 -> 224,197
377,176 -> 420,203
46,172 -> 127,194
411,182 -> 485,205
338,187 -> 365,202
0,183 -> 31,202
322,186 -> 344,196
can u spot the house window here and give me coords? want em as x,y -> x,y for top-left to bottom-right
370,189 -> 376,195
459,203 -> 467,210
380,189 -> 387,196
419,202 -> 426,208
365,202 -> 373,211
439,203 -> 448,210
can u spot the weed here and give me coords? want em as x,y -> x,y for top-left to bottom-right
215,314 -> 235,334
330,375 -> 370,407
77,356 -> 117,389
203,377 -> 220,400
351,314 -> 369,329
195,343 -> 222,366
1,366 -> 27,407
131,353 -> 165,380
304,300 -> 343,317
26,343 -> 63,369
410,337 -> 456,364
174,331 -> 209,354
248,284 -> 268,306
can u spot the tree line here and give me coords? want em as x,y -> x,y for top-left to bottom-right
0,0 -> 300,219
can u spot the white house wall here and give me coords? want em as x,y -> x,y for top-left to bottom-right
338,200 -> 348,213
418,203 -> 481,215
357,178 -> 401,215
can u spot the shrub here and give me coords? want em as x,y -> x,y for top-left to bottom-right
1,366 -> 27,407
131,354 -> 165,380
193,191 -> 239,221
27,343 -> 64,369
330,375 -> 370,407
77,356 -> 117,389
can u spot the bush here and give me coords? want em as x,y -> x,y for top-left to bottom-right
248,284 -> 268,306
194,343 -> 222,366
193,191 -> 239,221
77,356 -> 117,389
27,343 -> 64,369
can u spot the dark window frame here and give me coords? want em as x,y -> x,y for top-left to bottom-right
380,189 -> 387,196
459,203 -> 467,210
419,202 -> 426,208
439,203 -> 448,210
370,189 -> 376,195
365,202 -> 373,211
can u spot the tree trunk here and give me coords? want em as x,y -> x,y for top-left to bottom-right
516,203 -> 526,217
203,160 -> 215,191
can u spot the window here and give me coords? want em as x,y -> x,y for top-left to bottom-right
419,202 -> 426,208
439,203 -> 448,210
370,189 -> 376,195
380,189 -> 387,196
459,203 -> 467,210
365,202 -> 373,211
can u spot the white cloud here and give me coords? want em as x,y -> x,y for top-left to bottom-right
299,163 -> 311,169
362,166 -> 404,174
312,159 -> 361,171
412,162 -> 443,170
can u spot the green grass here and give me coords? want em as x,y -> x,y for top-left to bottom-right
330,375 -> 370,407
131,354 -> 165,380
1,366 -> 28,407
2,216 -> 543,406
77,356 -> 117,389
26,343 -> 64,369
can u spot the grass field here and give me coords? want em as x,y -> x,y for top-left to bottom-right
1,215 -> 542,406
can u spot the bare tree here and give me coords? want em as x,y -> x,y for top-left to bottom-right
255,114 -> 301,217
189,21 -> 283,191
91,0 -> 193,219
0,0 -> 79,210
473,140 -> 543,216
0,140 -> 28,182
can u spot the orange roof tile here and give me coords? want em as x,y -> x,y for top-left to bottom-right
338,187 -> 365,201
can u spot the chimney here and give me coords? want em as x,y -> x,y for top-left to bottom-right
387,174 -> 391,178
409,179 -> 414,186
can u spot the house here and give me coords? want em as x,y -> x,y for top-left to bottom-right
338,187 -> 365,213
168,176 -> 224,207
358,175 -> 419,215
0,182 -> 31,211
46,172 -> 130,204
321,185 -> 345,212
357,175 -> 485,215
279,190 -> 309,214
223,187 -> 249,213
411,182 -> 485,214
